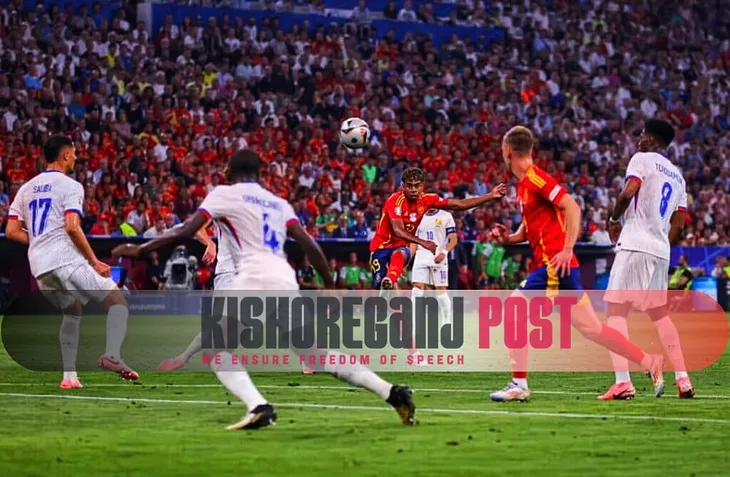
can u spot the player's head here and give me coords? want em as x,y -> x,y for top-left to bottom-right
228,149 -> 261,182
401,167 -> 426,201
638,119 -> 675,153
44,135 -> 76,173
502,126 -> 534,174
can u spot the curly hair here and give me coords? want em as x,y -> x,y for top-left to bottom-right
401,167 -> 427,183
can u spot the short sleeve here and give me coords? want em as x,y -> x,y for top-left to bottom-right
524,166 -> 566,206
198,187 -> 227,220
625,153 -> 645,185
676,185 -> 688,212
8,187 -> 25,221
62,182 -> 84,217
282,201 -> 298,228
423,193 -> 449,208
383,194 -> 404,219
445,213 -> 456,234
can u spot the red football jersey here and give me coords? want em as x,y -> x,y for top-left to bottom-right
517,165 -> 579,269
370,192 -> 449,252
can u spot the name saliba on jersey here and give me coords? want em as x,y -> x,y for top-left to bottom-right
200,294 -> 464,352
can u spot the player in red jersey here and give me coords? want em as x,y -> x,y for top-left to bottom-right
488,126 -> 665,402
370,167 -> 506,290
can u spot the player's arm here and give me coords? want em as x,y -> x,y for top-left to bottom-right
668,209 -> 686,245
609,178 -> 640,223
390,217 -> 437,252
65,211 -> 109,276
610,153 -> 644,223
492,222 -> 526,245
437,184 -> 507,211
113,212 -> 208,258
5,218 -> 29,245
6,193 -> 29,244
556,193 -> 581,252
193,219 -> 217,265
288,220 -> 335,288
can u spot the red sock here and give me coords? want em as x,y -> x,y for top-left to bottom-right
387,250 -> 407,281
594,324 -> 645,365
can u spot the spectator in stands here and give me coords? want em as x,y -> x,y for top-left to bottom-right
383,0 -> 399,20
126,201 -> 150,236
711,256 -> 730,279
297,255 -> 322,290
144,217 -> 168,239
339,252 -> 367,289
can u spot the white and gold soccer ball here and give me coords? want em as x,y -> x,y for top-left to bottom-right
340,117 -> 371,149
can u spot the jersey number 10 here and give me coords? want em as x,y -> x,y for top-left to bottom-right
29,198 -> 52,236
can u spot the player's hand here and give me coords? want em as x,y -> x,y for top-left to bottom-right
422,241 -> 438,254
434,252 -> 446,264
112,243 -> 142,259
487,183 -> 507,200
92,260 -> 111,278
550,249 -> 573,278
609,221 -> 622,244
490,224 -> 510,244
202,243 -> 217,266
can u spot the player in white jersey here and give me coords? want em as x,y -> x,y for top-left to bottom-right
155,222 -> 219,371
113,149 -> 416,430
5,135 -> 138,389
408,208 -> 457,361
601,119 -> 694,400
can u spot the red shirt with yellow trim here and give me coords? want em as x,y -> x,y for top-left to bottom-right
517,165 -> 579,270
370,191 -> 449,252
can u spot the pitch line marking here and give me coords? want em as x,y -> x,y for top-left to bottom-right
0,382 -> 728,399
0,392 -> 727,424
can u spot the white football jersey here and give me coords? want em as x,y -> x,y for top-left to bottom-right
414,210 -> 456,266
198,182 -> 296,279
617,152 -> 687,260
8,170 -> 86,277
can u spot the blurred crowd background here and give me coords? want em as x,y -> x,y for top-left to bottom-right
0,0 -> 729,290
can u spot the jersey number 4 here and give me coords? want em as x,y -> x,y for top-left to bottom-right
262,213 -> 281,253
659,182 -> 673,218
29,198 -> 52,236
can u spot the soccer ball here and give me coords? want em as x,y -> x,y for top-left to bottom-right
340,117 -> 371,149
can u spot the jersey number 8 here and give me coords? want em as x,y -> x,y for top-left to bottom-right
659,182 -> 673,218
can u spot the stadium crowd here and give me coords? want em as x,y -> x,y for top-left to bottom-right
0,0 -> 729,289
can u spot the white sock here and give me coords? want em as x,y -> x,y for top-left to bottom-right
324,351 -> 392,399
436,291 -> 452,325
105,304 -> 129,358
607,316 -> 632,383
179,332 -> 202,363
513,378 -> 528,389
60,314 -> 80,379
211,351 -> 267,412
652,316 -> 689,380
410,287 -> 423,349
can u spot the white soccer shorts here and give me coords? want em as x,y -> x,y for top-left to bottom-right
412,263 -> 449,287
604,250 -> 669,311
213,272 -> 236,290
37,262 -> 118,310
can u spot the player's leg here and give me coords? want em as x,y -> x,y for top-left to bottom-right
68,263 -> 138,380
432,266 -> 451,325
382,247 -> 411,290
489,272 -> 542,402
564,267 -> 665,397
646,258 -> 693,398
598,250 -> 641,400
410,262 -> 431,358
39,270 -> 86,389
211,350 -> 275,430
159,272 -> 236,371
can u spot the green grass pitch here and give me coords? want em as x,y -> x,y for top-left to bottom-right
0,315 -> 729,476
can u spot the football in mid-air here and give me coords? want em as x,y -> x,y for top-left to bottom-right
340,117 -> 371,149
